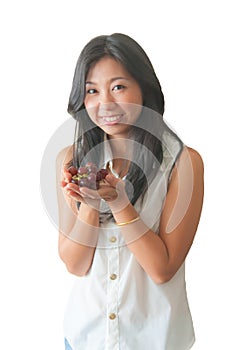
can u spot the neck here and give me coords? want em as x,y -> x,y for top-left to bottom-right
108,134 -> 133,159
108,158 -> 130,179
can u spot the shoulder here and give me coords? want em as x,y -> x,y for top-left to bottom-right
186,147 -> 204,167
56,145 -> 73,169
167,146 -> 204,200
175,146 -> 204,177
56,146 -> 73,176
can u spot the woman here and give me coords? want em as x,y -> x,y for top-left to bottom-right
57,33 -> 204,350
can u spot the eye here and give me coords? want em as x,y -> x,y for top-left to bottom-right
112,84 -> 125,91
86,88 -> 97,95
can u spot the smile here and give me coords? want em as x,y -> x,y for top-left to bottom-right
100,114 -> 124,125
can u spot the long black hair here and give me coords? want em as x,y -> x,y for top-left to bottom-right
67,33 -> 182,207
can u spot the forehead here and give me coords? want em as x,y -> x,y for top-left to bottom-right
86,56 -> 130,81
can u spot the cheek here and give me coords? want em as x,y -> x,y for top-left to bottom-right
86,109 -> 97,124
124,104 -> 143,121
84,99 -> 98,121
134,89 -> 143,105
84,96 -> 94,109
124,88 -> 143,106
84,97 -> 96,114
123,90 -> 143,120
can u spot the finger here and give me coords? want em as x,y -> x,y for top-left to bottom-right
66,190 -> 82,202
79,187 -> 100,200
66,182 -> 82,195
63,168 -> 72,182
105,174 -> 126,194
105,173 -> 121,187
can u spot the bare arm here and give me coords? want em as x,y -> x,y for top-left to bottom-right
56,147 -> 99,276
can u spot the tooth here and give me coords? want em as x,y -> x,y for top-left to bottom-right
105,115 -> 120,122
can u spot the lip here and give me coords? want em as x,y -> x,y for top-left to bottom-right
99,114 -> 124,126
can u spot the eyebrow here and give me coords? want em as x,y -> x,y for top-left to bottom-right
85,77 -> 130,85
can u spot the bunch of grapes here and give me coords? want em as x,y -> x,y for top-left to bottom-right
67,162 -> 108,189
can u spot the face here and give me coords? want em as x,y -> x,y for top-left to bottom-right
84,56 -> 143,138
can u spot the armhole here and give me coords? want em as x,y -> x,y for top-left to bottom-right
168,143 -> 184,184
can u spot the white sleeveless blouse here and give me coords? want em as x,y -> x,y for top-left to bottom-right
63,131 -> 195,350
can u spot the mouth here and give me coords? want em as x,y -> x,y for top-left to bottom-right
99,114 -> 124,126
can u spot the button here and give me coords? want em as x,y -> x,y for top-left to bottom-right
109,236 -> 117,243
109,313 -> 116,320
110,273 -> 117,280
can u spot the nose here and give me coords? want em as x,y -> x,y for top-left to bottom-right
99,90 -> 115,104
98,91 -> 117,114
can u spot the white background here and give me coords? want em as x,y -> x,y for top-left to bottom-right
0,0 -> 232,349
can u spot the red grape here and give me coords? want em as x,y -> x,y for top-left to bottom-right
96,172 -> 102,181
79,178 -> 89,187
100,169 -> 108,179
68,166 -> 78,176
71,179 -> 78,184
68,163 -> 108,190
86,162 -> 98,174
78,166 -> 88,175
87,173 -> 96,182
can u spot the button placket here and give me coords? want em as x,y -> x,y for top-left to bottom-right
106,243 -> 119,350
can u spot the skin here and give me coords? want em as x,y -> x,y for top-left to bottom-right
57,56 -> 204,283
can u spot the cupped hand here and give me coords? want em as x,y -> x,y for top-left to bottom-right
80,173 -> 130,213
61,167 -> 100,209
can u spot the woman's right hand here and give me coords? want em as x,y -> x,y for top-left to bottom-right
61,166 -> 101,210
